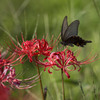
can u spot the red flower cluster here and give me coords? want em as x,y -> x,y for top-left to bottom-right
0,50 -> 39,89
36,48 -> 96,78
2,34 -> 96,89
10,35 -> 53,62
44,49 -> 80,78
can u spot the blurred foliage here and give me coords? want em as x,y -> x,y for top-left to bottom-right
0,0 -> 100,100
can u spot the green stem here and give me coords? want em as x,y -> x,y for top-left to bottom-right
36,65 -> 44,100
61,69 -> 65,100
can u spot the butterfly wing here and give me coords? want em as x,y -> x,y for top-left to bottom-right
63,20 -> 80,41
61,16 -> 68,41
66,36 -> 92,47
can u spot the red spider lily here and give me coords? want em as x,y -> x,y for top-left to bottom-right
0,65 -> 39,89
35,39 -> 53,57
36,49 -> 96,78
0,65 -> 21,89
0,50 -> 39,89
9,35 -> 53,62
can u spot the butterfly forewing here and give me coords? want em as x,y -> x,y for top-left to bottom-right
63,20 -> 80,41
61,16 -> 68,41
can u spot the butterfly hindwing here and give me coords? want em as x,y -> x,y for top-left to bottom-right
66,36 -> 92,47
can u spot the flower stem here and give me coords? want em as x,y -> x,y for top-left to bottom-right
36,64 -> 44,100
61,69 -> 65,100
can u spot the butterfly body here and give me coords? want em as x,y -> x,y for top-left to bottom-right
61,16 -> 92,47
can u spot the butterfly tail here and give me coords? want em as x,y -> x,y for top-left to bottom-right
79,40 -> 92,47
86,40 -> 92,43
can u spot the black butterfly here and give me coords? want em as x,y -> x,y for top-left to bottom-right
61,16 -> 92,47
